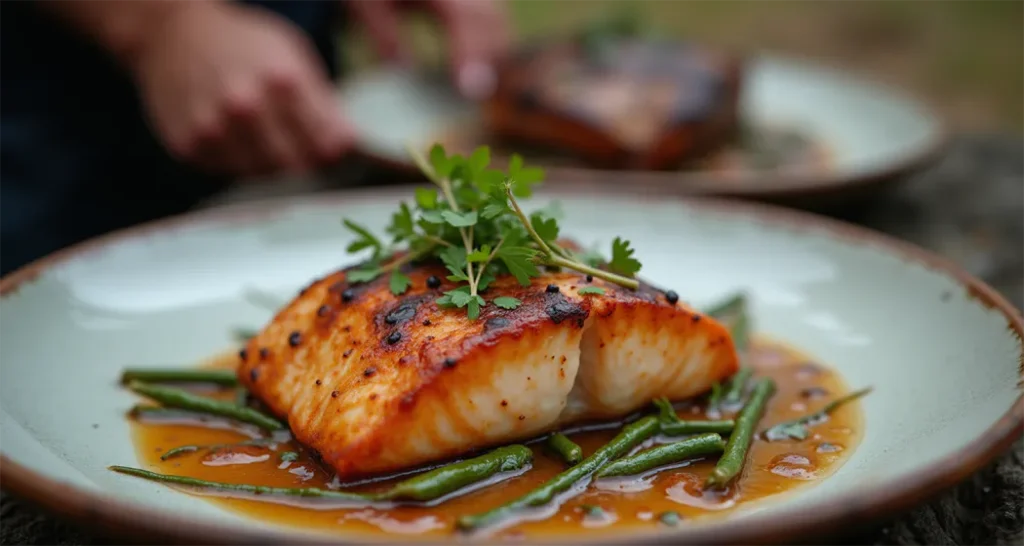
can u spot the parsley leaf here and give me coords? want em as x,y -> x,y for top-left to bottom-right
466,146 -> 490,177
389,269 -> 412,295
530,212 -> 559,244
578,286 -> 605,295
507,153 -> 544,197
347,268 -> 380,283
466,245 -> 491,263
492,296 -> 521,309
429,143 -> 453,179
441,210 -> 478,228
609,237 -> 641,276
466,295 -> 485,320
343,220 -> 383,257
415,187 -> 438,209
439,246 -> 467,278
764,422 -> 810,441
497,246 -> 540,286
449,289 -> 473,307
339,142 -> 643,319
387,203 -> 415,241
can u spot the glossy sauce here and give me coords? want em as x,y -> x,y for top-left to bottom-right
130,339 -> 862,539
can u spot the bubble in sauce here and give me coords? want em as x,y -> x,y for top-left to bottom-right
767,453 -> 818,480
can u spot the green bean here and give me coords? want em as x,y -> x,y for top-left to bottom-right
280,451 -> 300,462
653,398 -> 735,436
109,466 -> 369,502
160,445 -> 201,460
706,378 -> 775,488
545,433 -> 583,465
113,444 -> 532,503
763,387 -> 872,441
707,381 -> 724,409
127,381 -> 284,431
597,433 -> 725,477
129,405 -> 205,420
722,368 -> 753,407
706,293 -> 752,407
662,419 -> 734,436
120,369 -> 238,386
456,415 -> 660,532
378,445 -> 532,501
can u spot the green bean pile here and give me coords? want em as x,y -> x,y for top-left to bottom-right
111,292 -> 870,534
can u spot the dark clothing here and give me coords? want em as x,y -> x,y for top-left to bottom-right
0,1 -> 341,275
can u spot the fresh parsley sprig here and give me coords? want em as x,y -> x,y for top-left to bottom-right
340,143 -> 641,319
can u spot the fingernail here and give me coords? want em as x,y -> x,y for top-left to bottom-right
457,61 -> 496,100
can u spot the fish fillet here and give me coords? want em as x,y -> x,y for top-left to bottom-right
238,258 -> 738,479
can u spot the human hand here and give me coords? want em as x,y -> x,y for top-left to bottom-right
348,0 -> 511,99
131,2 -> 352,176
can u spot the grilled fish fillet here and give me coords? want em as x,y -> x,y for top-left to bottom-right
238,258 -> 738,479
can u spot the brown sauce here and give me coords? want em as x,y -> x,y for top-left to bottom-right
129,338 -> 862,539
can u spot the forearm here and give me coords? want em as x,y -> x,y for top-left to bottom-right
40,0 -> 220,67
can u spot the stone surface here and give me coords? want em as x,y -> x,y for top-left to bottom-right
2,134 -> 1021,545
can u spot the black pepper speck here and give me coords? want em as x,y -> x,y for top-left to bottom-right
288,331 -> 301,347
341,288 -> 355,302
249,368 -> 260,382
422,319 -> 432,326
315,379 -> 322,386
364,367 -> 377,377
443,358 -> 457,369
238,348 -> 248,360
331,390 -> 339,398
317,304 -> 330,317
343,349 -> 353,358
426,276 -> 441,289
665,290 -> 679,304
259,347 -> 270,359
586,275 -> 593,282
546,284 -> 560,294
691,313 -> 702,322
387,331 -> 402,345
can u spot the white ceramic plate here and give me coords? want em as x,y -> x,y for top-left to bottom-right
338,55 -> 946,203
1,186 -> 1020,545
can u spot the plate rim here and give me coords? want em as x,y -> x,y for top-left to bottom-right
340,53 -> 950,201
1,185 -> 1020,545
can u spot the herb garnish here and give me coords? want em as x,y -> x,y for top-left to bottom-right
341,144 -> 641,319
763,387 -> 872,441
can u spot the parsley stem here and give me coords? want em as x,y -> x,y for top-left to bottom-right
544,256 -> 640,290
423,235 -> 454,248
506,186 -> 557,256
472,236 -> 505,289
505,185 -> 639,290
380,245 -> 435,273
408,144 -> 478,296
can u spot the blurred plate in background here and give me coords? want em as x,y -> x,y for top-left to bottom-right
338,55 -> 946,207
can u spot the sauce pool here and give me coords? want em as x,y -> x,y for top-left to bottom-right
129,338 -> 862,539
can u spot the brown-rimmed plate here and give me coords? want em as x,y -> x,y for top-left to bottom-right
338,55 -> 947,207
1,185 -> 1019,544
